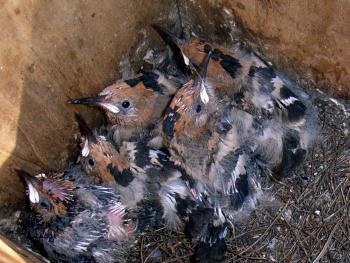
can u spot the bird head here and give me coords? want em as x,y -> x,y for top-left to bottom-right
163,50 -> 216,139
152,26 -> 212,69
75,113 -> 134,187
70,74 -> 170,129
18,169 -> 74,222
153,26 -> 244,95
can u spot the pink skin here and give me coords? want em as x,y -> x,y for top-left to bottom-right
106,206 -> 135,241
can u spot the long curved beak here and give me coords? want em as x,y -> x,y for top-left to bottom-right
70,96 -> 104,106
69,96 -> 120,114
74,112 -> 97,143
190,50 -> 212,79
198,51 -> 212,104
152,25 -> 185,48
17,169 -> 36,184
152,25 -> 191,74
200,50 -> 212,80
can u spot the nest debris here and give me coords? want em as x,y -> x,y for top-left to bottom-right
128,89 -> 350,263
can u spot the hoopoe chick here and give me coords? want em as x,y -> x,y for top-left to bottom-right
163,51 -> 263,262
70,71 -> 181,147
154,26 -> 307,124
75,113 -> 225,260
155,26 -> 319,177
18,169 -> 135,263
75,112 -> 197,232
163,51 -> 262,215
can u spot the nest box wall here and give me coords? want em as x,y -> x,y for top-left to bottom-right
214,0 -> 350,99
0,0 -> 349,208
0,0 -> 174,207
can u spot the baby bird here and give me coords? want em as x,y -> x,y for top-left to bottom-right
155,26 -> 319,177
75,113 -> 229,262
74,112 -> 196,232
18,169 -> 135,263
163,50 -> 263,213
70,71 -> 181,147
163,51 -> 263,262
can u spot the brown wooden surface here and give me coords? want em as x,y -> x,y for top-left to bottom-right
0,235 -> 45,263
205,0 -> 350,99
0,0 -> 173,208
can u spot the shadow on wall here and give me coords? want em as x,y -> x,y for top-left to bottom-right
0,0 -> 178,208
0,0 -> 237,209
219,0 -> 350,99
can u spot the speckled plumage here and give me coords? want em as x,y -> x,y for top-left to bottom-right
18,169 -> 134,263
163,90 -> 263,217
155,27 -> 319,177
74,112 -> 201,232
162,51 -> 264,262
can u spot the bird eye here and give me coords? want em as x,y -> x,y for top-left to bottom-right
40,201 -> 50,209
88,159 -> 95,166
195,104 -> 202,113
122,101 -> 130,108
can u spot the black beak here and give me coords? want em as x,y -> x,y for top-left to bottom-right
16,169 -> 38,185
152,24 -> 190,75
69,96 -> 106,107
70,95 -> 120,114
74,112 -> 97,143
199,50 -> 212,80
152,25 -> 185,48
190,50 -> 212,80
